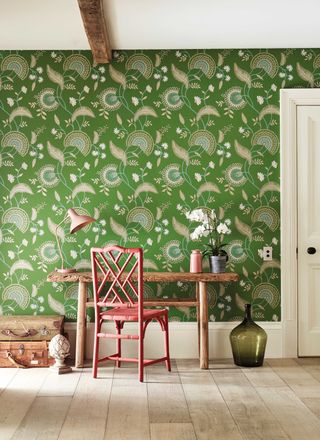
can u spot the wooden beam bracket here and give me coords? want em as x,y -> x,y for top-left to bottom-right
77,0 -> 111,63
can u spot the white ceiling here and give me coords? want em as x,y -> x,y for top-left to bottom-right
1,0 -> 320,50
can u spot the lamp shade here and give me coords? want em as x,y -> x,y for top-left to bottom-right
68,208 -> 95,234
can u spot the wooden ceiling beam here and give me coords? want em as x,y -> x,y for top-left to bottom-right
77,0 -> 112,64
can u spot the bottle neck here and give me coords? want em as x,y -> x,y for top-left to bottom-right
244,304 -> 253,322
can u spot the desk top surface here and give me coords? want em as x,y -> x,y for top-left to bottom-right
47,271 -> 239,283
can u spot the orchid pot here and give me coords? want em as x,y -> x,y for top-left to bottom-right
209,252 -> 228,274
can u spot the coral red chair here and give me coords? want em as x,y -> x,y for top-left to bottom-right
91,245 -> 171,382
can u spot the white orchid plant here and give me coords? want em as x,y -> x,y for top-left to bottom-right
185,209 -> 231,258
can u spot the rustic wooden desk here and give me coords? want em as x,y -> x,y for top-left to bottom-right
47,271 -> 239,369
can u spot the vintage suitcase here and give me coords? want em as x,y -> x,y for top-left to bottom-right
0,315 -> 64,341
0,341 -> 54,368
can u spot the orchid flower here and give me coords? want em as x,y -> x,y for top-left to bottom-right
186,209 -> 231,257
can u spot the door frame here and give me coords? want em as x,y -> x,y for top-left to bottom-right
280,89 -> 320,356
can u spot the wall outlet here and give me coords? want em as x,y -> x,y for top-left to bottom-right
262,246 -> 273,261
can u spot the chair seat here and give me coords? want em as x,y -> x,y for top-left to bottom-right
100,306 -> 167,322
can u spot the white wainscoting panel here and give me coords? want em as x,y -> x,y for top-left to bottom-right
65,321 -> 282,361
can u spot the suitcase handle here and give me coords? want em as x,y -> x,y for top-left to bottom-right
1,328 -> 38,338
6,351 -> 28,369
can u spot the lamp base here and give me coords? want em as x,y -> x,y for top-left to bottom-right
56,268 -> 77,274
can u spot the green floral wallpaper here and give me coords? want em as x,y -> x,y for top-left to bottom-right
1,48 -> 319,322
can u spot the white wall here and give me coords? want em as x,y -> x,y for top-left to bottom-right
0,0 -> 89,50
104,0 -> 320,49
1,0 -> 320,50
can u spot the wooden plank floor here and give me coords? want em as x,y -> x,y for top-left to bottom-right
1,358 -> 320,440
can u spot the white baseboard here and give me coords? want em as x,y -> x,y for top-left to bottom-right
65,321 -> 283,360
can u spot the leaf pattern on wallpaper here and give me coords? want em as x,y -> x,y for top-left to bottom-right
71,106 -> 95,122
234,63 -> 252,87
2,48 -> 318,322
48,218 -> 65,241
235,217 -> 252,241
48,141 -> 65,166
296,62 -> 314,86
48,294 -> 65,315
71,183 -> 96,199
109,64 -> 127,89
134,183 -> 158,198
260,259 -> 281,274
234,140 -> 252,164
171,64 -> 189,88
172,141 -> 189,164
9,183 -> 33,199
46,65 -> 64,89
143,259 -> 159,270
172,217 -> 190,241
8,106 -> 32,122
110,141 -> 127,164
196,105 -> 220,120
110,217 -> 127,241
235,292 -> 247,312
258,105 -> 280,120
133,106 -> 157,121
259,182 -> 280,197
197,182 -> 221,197
10,260 -> 34,276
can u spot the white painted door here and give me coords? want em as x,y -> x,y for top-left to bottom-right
297,106 -> 320,356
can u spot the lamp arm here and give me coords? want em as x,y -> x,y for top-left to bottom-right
55,215 -> 69,270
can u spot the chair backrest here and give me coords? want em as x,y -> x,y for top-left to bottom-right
91,245 -> 143,309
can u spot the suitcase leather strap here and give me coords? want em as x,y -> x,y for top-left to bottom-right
6,351 -> 28,369
1,329 -> 38,338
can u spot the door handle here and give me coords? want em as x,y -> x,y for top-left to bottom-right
307,247 -> 317,254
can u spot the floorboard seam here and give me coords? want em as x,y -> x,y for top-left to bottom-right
176,361 -> 199,440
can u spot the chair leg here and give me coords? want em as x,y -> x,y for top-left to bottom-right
92,321 -> 100,378
139,331 -> 144,382
164,313 -> 171,372
116,321 -> 122,368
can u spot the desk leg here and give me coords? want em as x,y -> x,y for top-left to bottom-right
196,282 -> 200,356
75,281 -> 87,368
199,281 -> 208,369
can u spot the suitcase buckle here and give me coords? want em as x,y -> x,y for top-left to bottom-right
40,326 -> 49,336
18,344 -> 25,355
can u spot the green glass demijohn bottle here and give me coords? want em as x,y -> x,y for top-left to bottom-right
229,303 -> 267,367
